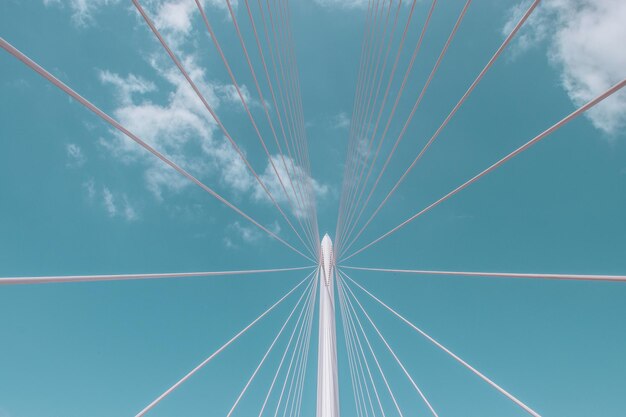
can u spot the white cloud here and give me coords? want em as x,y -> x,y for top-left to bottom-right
82,179 -> 138,220
44,0 -> 234,30
97,60 -> 224,199
102,186 -> 117,216
254,155 -> 329,219
211,141 -> 254,193
65,143 -> 86,167
504,0 -> 626,135
143,0 -> 236,47
43,0 -> 120,27
123,200 -> 139,221
332,112 -> 350,129
95,3 -> 328,222
102,186 -> 138,221
313,0 -> 368,9
224,219 -> 281,248
98,71 -> 156,105
98,64 -> 329,218
215,84 -> 257,109
83,178 -> 96,199
231,221 -> 261,243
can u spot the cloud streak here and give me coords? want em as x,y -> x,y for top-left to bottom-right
504,0 -> 626,135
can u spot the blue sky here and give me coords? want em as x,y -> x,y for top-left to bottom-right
1,0 -> 626,416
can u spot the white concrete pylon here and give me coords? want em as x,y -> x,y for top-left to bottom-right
317,234 -> 340,417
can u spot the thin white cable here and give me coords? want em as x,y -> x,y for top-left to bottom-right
338,273 -> 367,417
339,277 -> 378,417
291,270 -> 317,417
0,38 -> 312,262
341,266 -> 626,283
336,274 -> 404,417
226,275 -> 316,417
257,270 -> 318,417
343,273 -> 543,417
0,267 -> 315,286
273,272 -> 317,417
338,276 -> 387,417
133,272 -> 312,417
281,270 -> 317,417
341,271 -> 439,416
132,0 -> 316,259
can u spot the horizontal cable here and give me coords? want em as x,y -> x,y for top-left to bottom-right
133,270 -> 314,417
343,273 -> 542,417
0,267 -> 315,286
342,78 -> 626,261
0,37 -> 312,262
341,266 -> 626,283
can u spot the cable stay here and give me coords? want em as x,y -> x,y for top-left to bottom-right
133,0 -> 317,259
133,269 -> 314,417
343,78 -> 626,261
334,0 -> 374,252
272,268 -> 317,417
337,0 -> 436,254
339,0 -> 471,255
0,266 -> 315,286
2,2 -> 626,417
261,0 -> 318,235
226,274 -> 316,417
342,272 -> 543,417
243,0 -> 319,239
195,0 -> 318,253
337,271 -> 405,417
341,266 -> 626,283
339,270 -> 439,417
338,0 -> 418,250
337,271 -> 388,417
257,267 -> 318,417
340,0 -> 541,257
0,38 -> 313,262
340,0 -> 393,244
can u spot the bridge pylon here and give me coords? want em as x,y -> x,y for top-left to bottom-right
316,234 -> 340,417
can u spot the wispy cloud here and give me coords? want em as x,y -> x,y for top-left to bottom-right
86,0 -> 328,223
142,0 -> 236,48
97,60 -> 224,199
313,0 -> 369,9
232,221 -> 261,243
254,155 -> 329,219
65,143 -> 86,167
224,219 -> 281,248
43,0 -> 121,27
43,0 -> 235,30
504,0 -> 626,135
102,186 -> 117,216
102,186 -> 138,221
98,71 -> 156,105
332,112 -> 350,129
83,178 -> 138,221
83,178 -> 96,199
98,62 -> 329,217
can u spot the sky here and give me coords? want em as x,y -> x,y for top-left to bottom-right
1,0 -> 626,416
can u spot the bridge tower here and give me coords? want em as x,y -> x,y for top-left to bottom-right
316,234 -> 340,417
